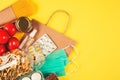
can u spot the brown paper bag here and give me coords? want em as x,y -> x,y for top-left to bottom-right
32,10 -> 76,56
32,19 -> 76,56
0,7 -> 16,26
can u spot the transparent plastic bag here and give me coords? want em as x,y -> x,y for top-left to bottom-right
0,49 -> 32,80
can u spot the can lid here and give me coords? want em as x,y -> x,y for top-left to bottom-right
31,72 -> 42,80
15,17 -> 32,32
22,77 -> 30,80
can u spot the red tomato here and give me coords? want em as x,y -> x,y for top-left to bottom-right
4,23 -> 17,36
0,44 -> 6,56
0,29 -> 10,44
8,37 -> 20,50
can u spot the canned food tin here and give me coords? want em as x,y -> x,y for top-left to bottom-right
15,17 -> 32,32
17,71 -> 45,80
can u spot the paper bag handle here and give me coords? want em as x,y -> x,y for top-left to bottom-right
46,10 -> 70,34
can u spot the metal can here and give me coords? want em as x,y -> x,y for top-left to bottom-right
15,17 -> 32,32
17,71 -> 45,80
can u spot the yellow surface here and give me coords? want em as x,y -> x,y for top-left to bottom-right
30,0 -> 120,80
1,0 -> 120,80
0,0 -> 18,11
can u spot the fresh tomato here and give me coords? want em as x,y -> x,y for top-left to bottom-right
4,23 -> 17,36
8,37 -> 20,50
0,29 -> 10,44
0,44 -> 6,56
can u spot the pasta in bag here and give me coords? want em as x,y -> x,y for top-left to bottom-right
0,49 -> 32,80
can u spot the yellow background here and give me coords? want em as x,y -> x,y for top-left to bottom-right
0,0 -> 18,10
1,0 -> 120,80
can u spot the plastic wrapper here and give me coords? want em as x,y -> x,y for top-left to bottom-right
27,43 -> 45,70
0,49 -> 32,80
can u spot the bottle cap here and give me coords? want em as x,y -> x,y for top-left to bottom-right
29,29 -> 37,38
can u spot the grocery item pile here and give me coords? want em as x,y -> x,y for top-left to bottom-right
0,16 -> 76,80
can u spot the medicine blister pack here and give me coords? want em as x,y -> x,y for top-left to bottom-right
34,34 -> 57,56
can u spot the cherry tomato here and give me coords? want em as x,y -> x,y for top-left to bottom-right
0,44 -> 6,56
4,23 -> 17,36
0,29 -> 10,44
8,37 -> 20,50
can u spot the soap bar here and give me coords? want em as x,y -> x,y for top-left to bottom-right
45,73 -> 59,80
